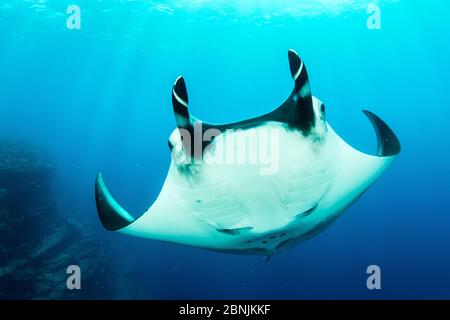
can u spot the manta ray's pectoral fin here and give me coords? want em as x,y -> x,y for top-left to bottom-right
95,172 -> 136,231
328,110 -> 400,213
362,110 -> 401,157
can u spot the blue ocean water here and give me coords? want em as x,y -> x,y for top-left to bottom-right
0,0 -> 449,299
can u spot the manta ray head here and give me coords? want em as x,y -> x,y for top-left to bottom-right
95,49 -> 401,256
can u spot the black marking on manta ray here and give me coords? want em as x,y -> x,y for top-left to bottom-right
294,204 -> 318,218
176,93 -> 315,156
215,204 -> 318,239
244,232 -> 289,245
168,140 -> 174,152
174,114 -> 311,163
363,110 -> 401,156
170,50 -> 317,156
217,227 -> 253,235
95,173 -> 135,231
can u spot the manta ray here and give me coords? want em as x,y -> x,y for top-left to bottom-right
95,49 -> 401,256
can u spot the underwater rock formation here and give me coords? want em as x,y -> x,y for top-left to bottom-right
0,141 -> 126,299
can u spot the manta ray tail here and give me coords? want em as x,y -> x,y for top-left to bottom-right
95,172 -> 135,231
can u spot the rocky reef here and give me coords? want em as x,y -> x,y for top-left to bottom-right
0,141 -> 132,299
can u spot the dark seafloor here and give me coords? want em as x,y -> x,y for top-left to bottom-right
0,141 -> 137,299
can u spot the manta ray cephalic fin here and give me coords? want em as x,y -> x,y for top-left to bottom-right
168,50 -> 318,156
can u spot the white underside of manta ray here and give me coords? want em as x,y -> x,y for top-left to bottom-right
95,49 -> 401,256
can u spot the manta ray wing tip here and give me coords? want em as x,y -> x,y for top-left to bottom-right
95,172 -> 136,232
362,109 -> 401,157
96,171 -> 103,180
